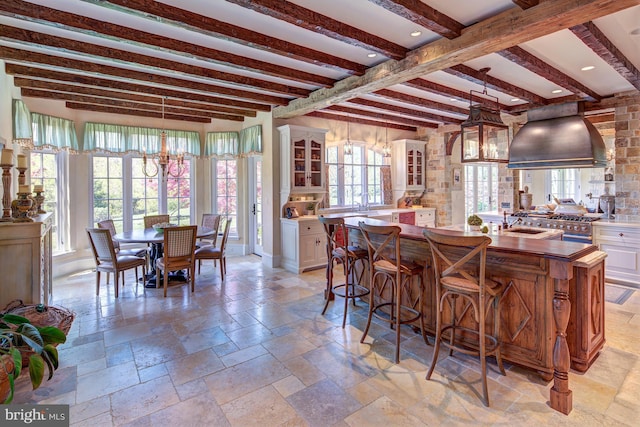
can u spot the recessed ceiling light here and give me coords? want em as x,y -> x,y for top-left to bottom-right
581,65 -> 595,71
511,98 -> 520,102
551,89 -> 563,94
450,98 -> 457,102
630,27 -> 640,35
410,30 -> 422,37
367,53 -> 377,58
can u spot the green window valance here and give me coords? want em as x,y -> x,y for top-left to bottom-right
239,125 -> 262,156
205,125 -> 262,158
12,99 -> 33,147
204,131 -> 239,158
32,112 -> 80,153
83,122 -> 201,156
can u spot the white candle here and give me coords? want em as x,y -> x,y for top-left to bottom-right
19,184 -> 31,194
1,149 -> 13,165
17,154 -> 27,169
33,184 -> 43,193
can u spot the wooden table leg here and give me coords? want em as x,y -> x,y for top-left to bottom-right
550,276 -> 572,415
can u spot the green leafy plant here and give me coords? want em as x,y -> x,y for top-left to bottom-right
467,214 -> 483,226
0,313 -> 67,404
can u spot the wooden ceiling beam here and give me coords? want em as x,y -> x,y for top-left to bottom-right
0,0 -> 335,86
0,24 -> 310,97
571,22 -> 640,91
512,1 -> 540,10
0,46 -> 290,105
366,0 -> 463,39
348,97 -> 462,124
78,0 -> 365,75
274,0 -> 635,119
373,89 -> 469,116
498,46 -> 603,101
64,102 -> 222,123
325,105 -> 439,128
226,0 -> 406,60
21,89 -> 248,120
445,64 -> 550,105
14,78 -> 258,117
6,64 -> 272,111
305,111 -> 417,131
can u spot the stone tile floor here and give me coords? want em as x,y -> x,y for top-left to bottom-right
11,255 -> 640,426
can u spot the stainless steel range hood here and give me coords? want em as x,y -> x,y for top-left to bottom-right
507,102 -> 607,169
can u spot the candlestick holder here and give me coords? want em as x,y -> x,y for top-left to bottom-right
34,190 -> 46,214
16,166 -> 27,185
1,163 -> 13,222
13,191 -> 34,223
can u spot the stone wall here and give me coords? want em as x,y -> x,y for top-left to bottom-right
614,92 -> 640,217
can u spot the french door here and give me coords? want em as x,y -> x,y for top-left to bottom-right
248,157 -> 263,256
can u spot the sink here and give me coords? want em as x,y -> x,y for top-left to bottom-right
504,228 -> 546,235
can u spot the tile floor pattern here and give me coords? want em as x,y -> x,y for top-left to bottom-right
10,255 -> 640,426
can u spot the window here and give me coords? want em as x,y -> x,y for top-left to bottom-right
464,163 -> 499,217
213,158 -> 237,235
547,168 -> 580,202
30,150 -> 67,253
326,142 -> 385,207
91,154 -> 193,230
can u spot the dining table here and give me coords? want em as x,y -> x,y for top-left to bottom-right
114,226 -> 216,288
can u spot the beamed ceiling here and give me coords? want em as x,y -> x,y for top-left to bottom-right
1,0 -> 639,131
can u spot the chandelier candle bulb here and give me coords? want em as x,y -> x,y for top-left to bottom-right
1,149 -> 13,165
33,184 -> 43,193
18,184 -> 30,194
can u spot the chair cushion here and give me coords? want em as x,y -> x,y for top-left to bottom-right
117,248 -> 147,258
194,246 -> 222,258
116,255 -> 146,269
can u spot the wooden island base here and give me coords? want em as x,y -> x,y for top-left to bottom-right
343,217 -> 607,415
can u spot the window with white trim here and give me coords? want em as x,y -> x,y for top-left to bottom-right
92,154 -> 194,230
464,163 -> 499,217
212,158 -> 238,236
30,150 -> 67,253
326,142 -> 386,208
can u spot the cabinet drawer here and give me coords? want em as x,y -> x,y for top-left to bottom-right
299,221 -> 323,236
595,227 -> 640,243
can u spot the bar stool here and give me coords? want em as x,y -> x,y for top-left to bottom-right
359,221 -> 427,364
423,228 -> 506,407
318,216 -> 369,328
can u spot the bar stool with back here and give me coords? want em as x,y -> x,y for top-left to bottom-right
318,216 -> 369,328
423,228 -> 506,407
359,221 -> 428,364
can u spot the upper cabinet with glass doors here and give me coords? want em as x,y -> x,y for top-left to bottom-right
391,139 -> 426,199
278,125 -> 328,193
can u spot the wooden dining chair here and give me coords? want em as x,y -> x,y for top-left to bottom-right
86,227 -> 147,298
195,218 -> 232,279
144,214 -> 170,228
156,225 -> 198,297
199,213 -> 222,247
97,219 -> 147,276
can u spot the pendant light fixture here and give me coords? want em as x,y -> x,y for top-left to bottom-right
461,67 -> 510,163
142,97 -> 185,179
344,115 -> 353,155
383,124 -> 391,158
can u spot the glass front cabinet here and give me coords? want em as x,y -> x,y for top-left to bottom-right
278,125 -> 328,193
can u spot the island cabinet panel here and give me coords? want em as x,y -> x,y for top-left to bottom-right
345,217 -> 605,380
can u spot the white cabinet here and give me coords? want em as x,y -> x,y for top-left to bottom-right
593,223 -> 640,285
278,125 -> 328,193
391,139 -> 426,202
281,218 -> 327,273
414,208 -> 436,227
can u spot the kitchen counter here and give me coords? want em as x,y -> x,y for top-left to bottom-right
343,216 -> 606,415
439,224 -> 564,240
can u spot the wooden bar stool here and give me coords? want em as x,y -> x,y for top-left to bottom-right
423,228 -> 506,407
359,222 -> 428,364
318,216 -> 369,328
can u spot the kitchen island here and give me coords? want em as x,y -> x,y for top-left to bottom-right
343,217 -> 607,415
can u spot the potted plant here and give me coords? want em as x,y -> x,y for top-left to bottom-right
0,313 -> 67,404
467,214 -> 483,231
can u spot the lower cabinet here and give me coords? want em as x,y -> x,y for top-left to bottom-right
593,223 -> 640,285
281,218 -> 327,273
